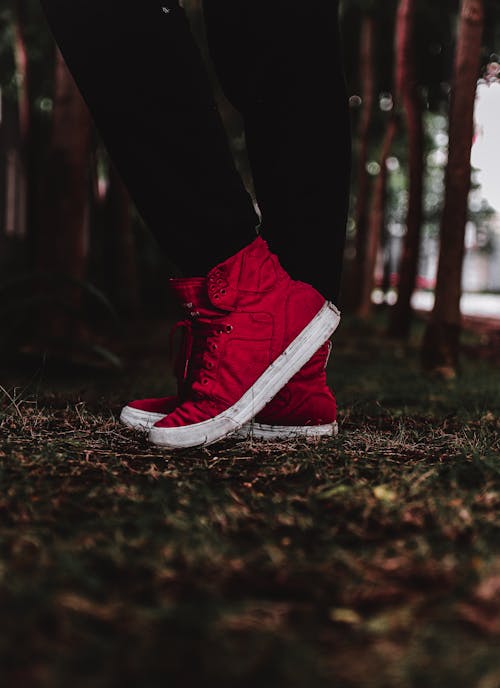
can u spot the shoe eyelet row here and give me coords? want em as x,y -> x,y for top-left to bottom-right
208,268 -> 228,299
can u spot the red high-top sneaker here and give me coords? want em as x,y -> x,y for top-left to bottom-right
241,341 -> 338,439
147,237 -> 340,448
120,341 -> 338,439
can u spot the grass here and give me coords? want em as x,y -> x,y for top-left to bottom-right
1,316 -> 500,688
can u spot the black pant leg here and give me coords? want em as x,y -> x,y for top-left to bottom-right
203,0 -> 351,302
39,0 -> 259,276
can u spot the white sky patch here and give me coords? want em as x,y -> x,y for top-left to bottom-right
471,80 -> 500,211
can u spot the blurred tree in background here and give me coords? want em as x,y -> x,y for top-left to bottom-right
422,0 -> 486,375
0,0 -> 499,375
387,0 -> 424,338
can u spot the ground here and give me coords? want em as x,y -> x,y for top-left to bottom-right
1,315 -> 500,688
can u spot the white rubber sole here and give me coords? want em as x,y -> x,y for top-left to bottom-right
120,405 -> 338,440
148,301 -> 341,449
120,405 -> 166,430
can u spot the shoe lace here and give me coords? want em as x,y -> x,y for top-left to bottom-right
169,316 -> 233,400
169,319 -> 192,395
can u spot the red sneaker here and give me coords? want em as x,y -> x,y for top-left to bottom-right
240,341 -> 338,440
120,396 -> 178,430
120,341 -> 338,439
147,237 -> 340,448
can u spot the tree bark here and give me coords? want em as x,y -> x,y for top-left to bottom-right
12,0 -> 30,147
388,0 -> 425,338
358,114 -> 398,318
107,163 -> 140,316
11,0 -> 30,240
38,48 -> 91,342
422,0 -> 484,376
350,13 -> 376,311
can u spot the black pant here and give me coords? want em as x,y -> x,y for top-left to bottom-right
39,0 -> 351,302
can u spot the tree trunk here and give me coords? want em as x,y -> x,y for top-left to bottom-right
350,13 -> 376,311
13,0 -> 30,146
422,0 -> 484,376
38,48 -> 91,343
358,114 -> 398,318
11,0 -> 30,240
107,163 -> 140,316
388,0 -> 425,338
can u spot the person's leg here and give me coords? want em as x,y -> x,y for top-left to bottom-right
203,0 -> 351,303
39,0 -> 259,276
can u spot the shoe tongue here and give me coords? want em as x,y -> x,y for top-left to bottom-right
169,278 -> 218,317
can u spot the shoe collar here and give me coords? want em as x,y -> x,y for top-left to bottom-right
206,236 -> 286,310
